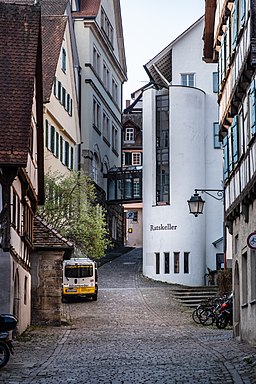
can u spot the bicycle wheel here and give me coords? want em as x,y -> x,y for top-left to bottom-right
216,314 -> 229,329
192,308 -> 202,324
0,342 -> 10,369
198,308 -> 215,326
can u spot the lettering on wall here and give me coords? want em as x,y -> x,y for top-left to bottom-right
149,224 -> 177,231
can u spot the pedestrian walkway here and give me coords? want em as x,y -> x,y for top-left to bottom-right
1,248 -> 256,383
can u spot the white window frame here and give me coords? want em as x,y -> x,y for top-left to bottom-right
93,45 -> 101,75
125,127 -> 134,142
181,73 -> 195,87
132,152 -> 141,165
93,98 -> 101,130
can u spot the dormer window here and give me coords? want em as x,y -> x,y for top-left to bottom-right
125,127 -> 134,142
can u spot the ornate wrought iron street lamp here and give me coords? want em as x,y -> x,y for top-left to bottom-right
187,188 -> 224,217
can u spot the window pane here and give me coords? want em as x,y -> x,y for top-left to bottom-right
174,252 -> 179,273
164,252 -> 170,274
184,252 -> 189,274
155,253 -> 160,274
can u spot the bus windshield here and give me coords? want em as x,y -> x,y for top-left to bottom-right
65,265 -> 93,278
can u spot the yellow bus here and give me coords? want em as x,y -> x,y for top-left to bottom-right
62,258 -> 98,302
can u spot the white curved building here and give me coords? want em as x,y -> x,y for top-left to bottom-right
142,17 -> 223,286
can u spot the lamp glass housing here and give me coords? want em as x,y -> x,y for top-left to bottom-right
187,193 -> 205,217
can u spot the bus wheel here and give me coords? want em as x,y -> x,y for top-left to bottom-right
92,294 -> 98,301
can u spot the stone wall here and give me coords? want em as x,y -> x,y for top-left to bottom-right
30,250 -> 64,326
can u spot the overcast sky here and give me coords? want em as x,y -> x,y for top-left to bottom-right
120,0 -> 205,103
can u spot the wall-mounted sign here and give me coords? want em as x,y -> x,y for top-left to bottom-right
150,224 -> 177,231
247,232 -> 256,249
126,212 -> 134,219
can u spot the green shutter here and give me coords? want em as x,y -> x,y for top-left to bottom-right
60,136 -> 63,163
50,125 -> 55,153
45,120 -> 49,148
232,116 -> 239,163
223,136 -> 229,179
249,80 -> 256,136
232,0 -> 238,50
55,132 -> 59,158
240,0 -> 246,26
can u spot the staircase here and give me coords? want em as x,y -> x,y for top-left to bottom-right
171,285 -> 219,308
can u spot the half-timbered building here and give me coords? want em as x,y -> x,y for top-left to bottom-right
204,0 -> 256,345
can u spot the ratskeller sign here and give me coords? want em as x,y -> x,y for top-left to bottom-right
150,224 -> 177,231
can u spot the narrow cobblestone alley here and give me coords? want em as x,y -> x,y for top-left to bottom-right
1,248 -> 256,384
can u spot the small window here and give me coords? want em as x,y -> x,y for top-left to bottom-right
155,253 -> 160,274
125,128 -> 134,142
112,125 -> 118,151
181,73 -> 195,87
164,252 -> 170,274
132,211 -> 138,222
132,152 -> 141,165
184,252 -> 189,274
174,252 -> 180,273
61,47 -> 67,73
213,72 -> 218,93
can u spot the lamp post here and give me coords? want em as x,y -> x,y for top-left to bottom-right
187,188 -> 226,270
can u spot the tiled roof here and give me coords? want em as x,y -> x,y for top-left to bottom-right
1,0 -> 69,103
73,0 -> 100,18
0,2 -> 41,166
34,216 -> 74,250
40,0 -> 68,16
42,15 -> 67,102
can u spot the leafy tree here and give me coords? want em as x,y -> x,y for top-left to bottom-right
37,171 -> 111,259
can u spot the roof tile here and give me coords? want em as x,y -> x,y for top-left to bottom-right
0,2 -> 41,166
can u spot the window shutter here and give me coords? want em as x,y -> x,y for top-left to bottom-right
240,0 -> 246,26
223,135 -> 229,179
232,0 -> 238,50
70,146 -> 74,170
249,80 -> 256,136
232,116 -> 239,163
228,130 -> 233,172
50,125 -> 55,153
45,120 -> 49,148
226,16 -> 231,66
60,136 -> 63,163
55,132 -> 59,158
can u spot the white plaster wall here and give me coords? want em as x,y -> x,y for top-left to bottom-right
142,17 -> 223,286
143,86 -> 208,286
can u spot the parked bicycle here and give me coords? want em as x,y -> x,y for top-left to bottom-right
192,293 -> 233,328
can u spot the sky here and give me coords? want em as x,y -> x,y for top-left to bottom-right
120,0 -> 205,104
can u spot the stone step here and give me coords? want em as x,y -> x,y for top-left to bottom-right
171,286 -> 220,309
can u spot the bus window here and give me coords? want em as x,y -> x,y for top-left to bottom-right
65,265 -> 93,278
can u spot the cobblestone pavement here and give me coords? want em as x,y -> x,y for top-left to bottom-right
1,248 -> 256,383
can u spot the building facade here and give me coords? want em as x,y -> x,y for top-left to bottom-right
42,0 -> 81,175
142,17 -> 224,286
122,95 -> 143,247
0,2 -> 44,334
204,0 -> 256,345
72,0 -> 127,246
